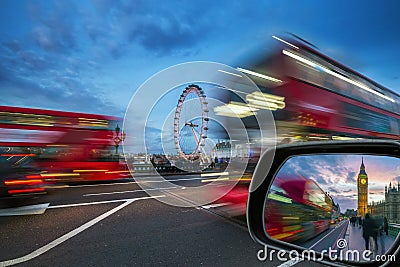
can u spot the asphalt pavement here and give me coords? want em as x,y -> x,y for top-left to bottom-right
0,174 -> 329,266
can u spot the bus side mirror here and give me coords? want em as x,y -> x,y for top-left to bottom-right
247,140 -> 400,266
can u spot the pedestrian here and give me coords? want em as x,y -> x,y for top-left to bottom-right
383,217 -> 389,236
378,224 -> 386,255
350,216 -> 356,227
362,213 -> 379,251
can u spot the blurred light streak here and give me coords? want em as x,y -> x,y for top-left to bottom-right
5,179 -> 43,185
78,117 -> 108,127
105,170 -> 131,174
8,188 -> 45,194
201,203 -> 230,209
238,178 -> 252,181
272,35 -> 299,49
236,67 -> 283,83
267,193 -> 292,204
246,92 -> 286,110
26,175 -> 42,179
215,85 -> 249,96
282,49 -> 395,102
331,136 -> 359,140
73,169 -> 108,172
40,173 -> 80,177
217,69 -> 243,77
200,171 -> 229,177
282,217 -> 300,220
214,102 -> 258,118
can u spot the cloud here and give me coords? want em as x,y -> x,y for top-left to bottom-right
328,187 -> 340,194
85,0 -> 260,57
282,155 -> 357,187
145,126 -> 163,154
2,40 -> 21,53
18,50 -> 48,71
28,1 -> 78,53
346,171 -> 357,183
1,80 -> 121,116
128,14 -> 198,56
333,194 -> 357,210
0,59 -> 123,116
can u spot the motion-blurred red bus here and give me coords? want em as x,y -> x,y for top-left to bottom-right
264,174 -> 333,243
0,106 -> 130,198
236,35 -> 400,142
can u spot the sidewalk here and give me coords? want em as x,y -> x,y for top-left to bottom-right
343,223 -> 395,256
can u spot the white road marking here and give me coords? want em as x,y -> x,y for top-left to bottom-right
277,258 -> 302,267
64,176 -> 204,188
0,203 -> 50,216
82,186 -> 182,197
277,221 -> 348,267
0,195 -> 164,267
49,195 -> 165,209
309,222 -> 345,250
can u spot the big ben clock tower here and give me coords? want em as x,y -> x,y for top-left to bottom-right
357,157 -> 368,217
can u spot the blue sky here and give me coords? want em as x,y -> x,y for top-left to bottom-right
1,0 -> 400,117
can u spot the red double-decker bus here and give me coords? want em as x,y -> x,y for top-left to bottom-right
0,106 -> 130,198
237,35 -> 400,142
265,174 -> 333,243
210,35 -> 399,218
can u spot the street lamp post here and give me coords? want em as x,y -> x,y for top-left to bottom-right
114,124 -> 126,156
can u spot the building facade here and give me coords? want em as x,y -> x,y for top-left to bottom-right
368,182 -> 400,224
384,183 -> 400,224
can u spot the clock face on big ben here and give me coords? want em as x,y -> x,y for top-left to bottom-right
360,178 -> 367,185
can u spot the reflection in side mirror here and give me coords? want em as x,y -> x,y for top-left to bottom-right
264,154 -> 400,262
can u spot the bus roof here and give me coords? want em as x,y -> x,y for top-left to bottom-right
289,36 -> 400,99
0,105 -> 120,121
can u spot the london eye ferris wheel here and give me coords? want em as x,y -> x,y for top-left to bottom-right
173,84 -> 209,162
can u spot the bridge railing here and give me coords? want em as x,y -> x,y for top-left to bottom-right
388,223 -> 400,237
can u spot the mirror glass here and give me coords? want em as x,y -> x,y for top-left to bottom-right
264,154 -> 400,262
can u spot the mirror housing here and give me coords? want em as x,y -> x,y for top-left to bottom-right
247,140 -> 400,266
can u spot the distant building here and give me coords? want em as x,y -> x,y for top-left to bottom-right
368,182 -> 400,224
384,182 -> 400,223
131,153 -> 151,164
211,139 -> 255,163
368,200 -> 385,218
212,140 -> 231,163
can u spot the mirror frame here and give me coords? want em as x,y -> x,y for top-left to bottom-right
247,140 -> 400,267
